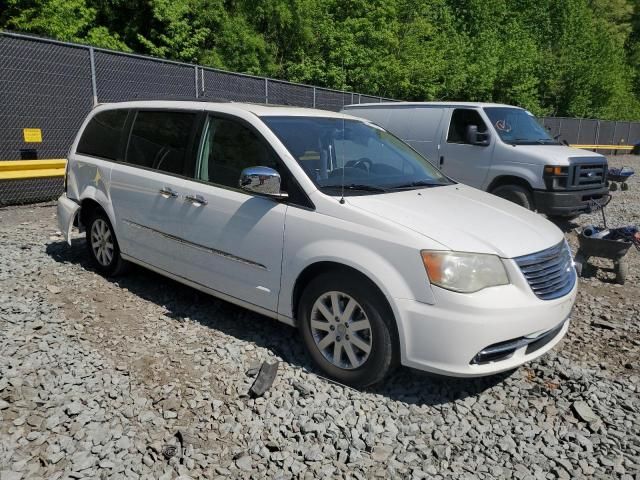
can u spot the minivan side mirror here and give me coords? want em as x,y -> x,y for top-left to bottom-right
239,166 -> 288,199
465,125 -> 490,146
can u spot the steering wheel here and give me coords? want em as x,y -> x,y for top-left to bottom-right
345,157 -> 373,172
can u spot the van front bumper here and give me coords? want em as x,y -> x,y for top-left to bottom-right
533,186 -> 609,216
395,279 -> 576,377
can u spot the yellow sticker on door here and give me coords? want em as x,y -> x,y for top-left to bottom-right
23,128 -> 43,143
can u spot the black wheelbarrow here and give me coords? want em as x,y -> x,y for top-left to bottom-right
573,196 -> 638,284
607,167 -> 634,191
574,233 -> 633,284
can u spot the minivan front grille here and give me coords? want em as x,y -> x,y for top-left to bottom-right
514,241 -> 576,300
571,162 -> 607,188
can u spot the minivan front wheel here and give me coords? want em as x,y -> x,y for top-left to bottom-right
86,211 -> 128,276
298,272 -> 395,387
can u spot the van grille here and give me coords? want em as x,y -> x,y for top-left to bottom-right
571,162 -> 607,188
514,241 -> 576,300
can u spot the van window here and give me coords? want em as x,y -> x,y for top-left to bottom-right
126,110 -> 196,175
447,109 -> 487,144
77,110 -> 128,160
197,117 -> 280,189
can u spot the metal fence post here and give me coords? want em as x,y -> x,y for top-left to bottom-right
594,120 -> 600,146
194,66 -> 199,99
265,78 -> 269,104
89,47 -> 98,106
559,118 -> 563,141
576,119 -> 582,145
313,87 -> 316,108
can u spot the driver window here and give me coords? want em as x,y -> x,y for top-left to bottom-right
197,117 -> 281,189
447,109 -> 487,144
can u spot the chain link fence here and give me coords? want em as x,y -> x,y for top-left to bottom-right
1,31 -> 639,207
0,31 -> 394,206
539,117 -> 639,154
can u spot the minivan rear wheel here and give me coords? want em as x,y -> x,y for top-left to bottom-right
491,184 -> 533,210
86,211 -> 128,276
298,272 -> 395,387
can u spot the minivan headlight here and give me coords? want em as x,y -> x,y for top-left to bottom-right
421,251 -> 509,293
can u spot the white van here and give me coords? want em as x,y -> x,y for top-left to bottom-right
58,101 -> 576,387
342,102 -> 609,218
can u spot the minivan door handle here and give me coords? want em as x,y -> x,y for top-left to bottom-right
184,194 -> 208,207
439,155 -> 444,167
159,187 -> 178,198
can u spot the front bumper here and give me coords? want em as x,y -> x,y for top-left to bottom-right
394,263 -> 577,377
533,186 -> 609,216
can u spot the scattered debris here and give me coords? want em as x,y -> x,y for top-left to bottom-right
46,284 -> 62,294
248,361 -> 279,397
573,401 -> 600,423
591,319 -> 617,330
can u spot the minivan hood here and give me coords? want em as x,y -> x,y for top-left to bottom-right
346,184 -> 564,258
507,145 -> 606,165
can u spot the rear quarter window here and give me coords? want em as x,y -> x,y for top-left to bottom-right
125,110 -> 196,175
77,110 -> 128,160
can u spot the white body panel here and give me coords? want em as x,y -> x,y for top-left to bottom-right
59,100 -> 578,377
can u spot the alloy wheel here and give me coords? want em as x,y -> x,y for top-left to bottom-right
90,218 -> 114,267
310,291 -> 372,369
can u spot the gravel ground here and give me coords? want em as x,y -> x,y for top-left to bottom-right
1,155 -> 639,480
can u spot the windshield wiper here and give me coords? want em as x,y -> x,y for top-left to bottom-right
389,180 -> 448,190
510,138 -> 558,145
319,184 -> 389,193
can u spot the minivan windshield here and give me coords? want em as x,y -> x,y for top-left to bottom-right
261,116 -> 452,194
484,107 -> 559,145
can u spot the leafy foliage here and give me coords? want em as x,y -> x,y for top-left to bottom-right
2,0 -> 639,119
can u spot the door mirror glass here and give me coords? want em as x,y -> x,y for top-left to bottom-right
239,166 -> 288,198
465,124 -> 490,146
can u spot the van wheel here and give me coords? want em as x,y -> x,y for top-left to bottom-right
86,211 -> 128,276
298,272 -> 396,388
491,185 -> 533,210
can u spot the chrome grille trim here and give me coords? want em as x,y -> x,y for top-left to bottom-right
568,161 -> 607,189
515,241 -> 576,300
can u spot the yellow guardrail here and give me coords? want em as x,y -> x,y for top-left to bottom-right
571,144 -> 634,151
0,159 -> 67,180
0,145 -> 636,182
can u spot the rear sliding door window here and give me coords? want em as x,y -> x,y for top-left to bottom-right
126,110 -> 196,175
77,110 -> 128,160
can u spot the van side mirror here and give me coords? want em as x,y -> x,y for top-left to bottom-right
239,166 -> 288,199
465,125 -> 490,146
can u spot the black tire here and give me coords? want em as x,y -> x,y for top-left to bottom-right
298,271 -> 397,388
610,182 -> 618,191
614,260 -> 627,285
547,214 -> 580,222
491,184 -> 533,210
574,252 -> 588,277
621,182 -> 629,191
85,210 -> 128,276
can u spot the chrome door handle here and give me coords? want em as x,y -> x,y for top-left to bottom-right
184,194 -> 208,206
159,187 -> 178,198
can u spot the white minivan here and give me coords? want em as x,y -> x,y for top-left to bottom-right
342,102 -> 609,218
58,101 -> 577,387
